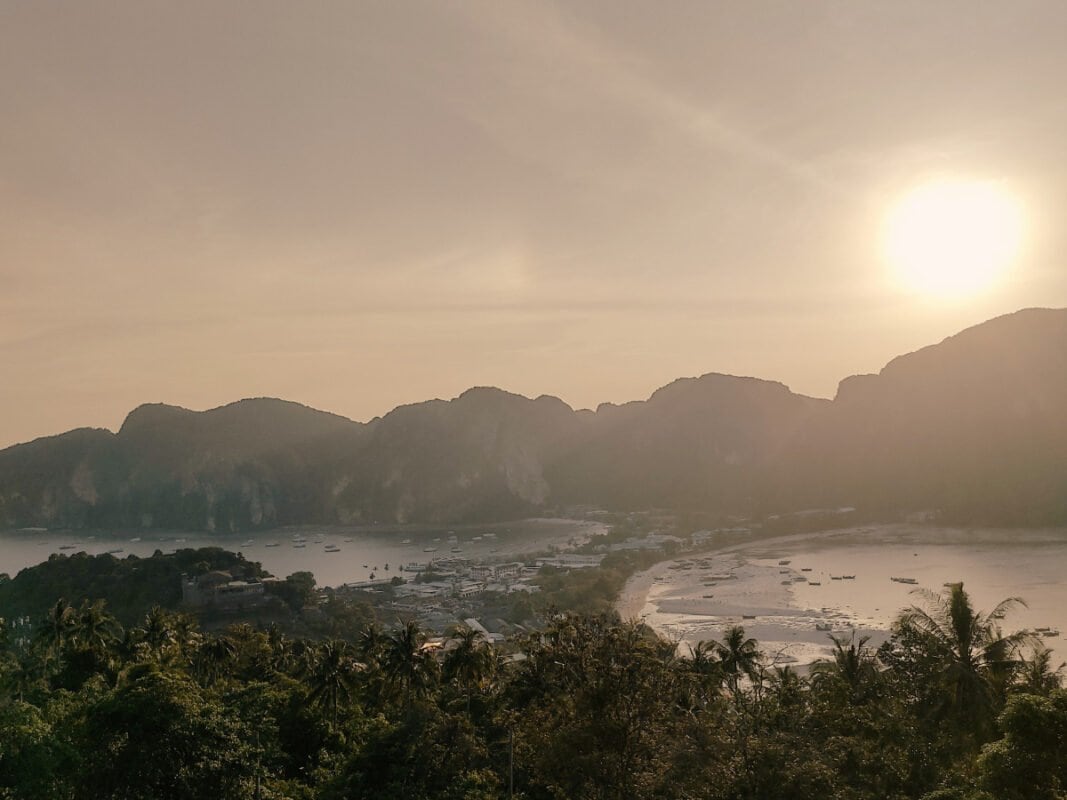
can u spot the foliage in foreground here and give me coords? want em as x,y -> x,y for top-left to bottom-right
0,583 -> 1064,799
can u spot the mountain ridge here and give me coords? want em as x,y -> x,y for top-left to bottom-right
2,307 -> 1065,530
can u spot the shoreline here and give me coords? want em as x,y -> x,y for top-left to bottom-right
616,523 -> 1067,664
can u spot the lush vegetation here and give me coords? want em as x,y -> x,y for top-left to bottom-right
0,582 -> 1063,799
0,548 -> 269,626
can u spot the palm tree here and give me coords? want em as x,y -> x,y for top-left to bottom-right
684,640 -> 725,709
134,606 -> 179,663
34,599 -> 75,658
705,625 -> 762,694
443,625 -> 495,713
1016,644 -> 1065,696
688,640 -> 721,678
356,621 -> 387,666
224,623 -> 269,678
1,651 -> 47,702
169,612 -> 202,662
382,619 -> 438,702
810,631 -> 881,705
287,637 -> 317,677
71,599 -> 123,656
303,639 -> 362,723
193,635 -> 238,686
265,623 -> 292,673
767,664 -> 807,728
895,582 -> 1032,733
769,664 -> 804,698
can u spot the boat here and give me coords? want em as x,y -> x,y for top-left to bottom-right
842,575 -> 856,580
703,594 -> 716,598
400,539 -> 411,544
808,581 -> 822,586
778,560 -> 791,565
742,614 -> 756,620
831,576 -> 842,581
815,622 -> 832,632
451,547 -> 462,553
801,568 -> 813,572
129,537 -> 141,542
891,577 -> 918,585
324,545 -> 340,553
106,548 -> 124,554
293,543 -> 306,549
423,546 -> 436,552
265,542 -> 280,548
343,537 -> 353,543
241,539 -> 254,546
781,580 -> 792,585
58,545 -> 76,550
1042,629 -> 1061,638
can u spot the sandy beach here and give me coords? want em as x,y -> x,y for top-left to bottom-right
617,523 -> 1067,667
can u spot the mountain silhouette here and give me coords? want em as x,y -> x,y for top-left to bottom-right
2,308 -> 1065,531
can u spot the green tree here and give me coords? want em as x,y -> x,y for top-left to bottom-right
978,689 -> 1067,800
75,669 -> 254,800
323,706 -> 499,800
0,700 -> 72,799
810,631 -> 882,705
893,583 -> 1031,738
132,605 -> 179,663
1014,644 -> 1065,697
508,614 -> 689,800
33,599 -> 75,660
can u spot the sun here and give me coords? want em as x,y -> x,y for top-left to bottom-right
881,179 -> 1024,299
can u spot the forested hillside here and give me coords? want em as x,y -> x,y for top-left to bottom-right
2,308 -> 1066,531
0,584 -> 1063,799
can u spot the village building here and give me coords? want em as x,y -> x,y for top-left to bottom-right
181,571 -> 268,609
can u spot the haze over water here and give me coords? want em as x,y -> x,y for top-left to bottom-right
0,519 -> 599,589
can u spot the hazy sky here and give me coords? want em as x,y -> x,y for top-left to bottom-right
3,1 -> 1066,448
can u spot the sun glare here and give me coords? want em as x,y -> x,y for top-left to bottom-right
882,179 -> 1024,299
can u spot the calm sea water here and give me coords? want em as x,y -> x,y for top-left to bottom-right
641,525 -> 1067,666
0,518 -> 601,589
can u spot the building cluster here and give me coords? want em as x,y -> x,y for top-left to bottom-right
181,570 -> 282,610
388,557 -> 561,601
